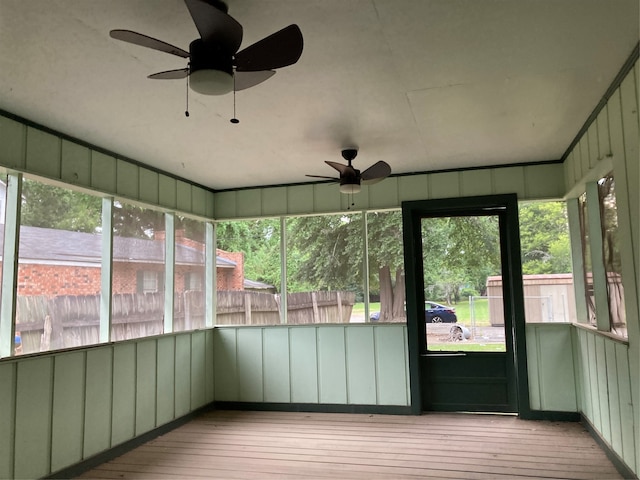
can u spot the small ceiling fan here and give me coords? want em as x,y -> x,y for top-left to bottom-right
109,0 -> 303,96
306,149 -> 392,194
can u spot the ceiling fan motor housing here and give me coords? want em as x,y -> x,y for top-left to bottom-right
189,39 -> 233,95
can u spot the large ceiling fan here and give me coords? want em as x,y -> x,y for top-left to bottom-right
306,149 -> 392,194
109,0 -> 303,96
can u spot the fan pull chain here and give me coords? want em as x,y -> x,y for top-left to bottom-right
185,72 -> 190,117
230,73 -> 239,124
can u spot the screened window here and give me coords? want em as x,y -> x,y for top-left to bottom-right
174,216 -> 206,332
16,177 -> 103,354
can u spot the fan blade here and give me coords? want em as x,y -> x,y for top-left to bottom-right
148,68 -> 189,79
235,24 -> 303,72
234,70 -> 276,91
306,175 -> 339,181
110,30 -> 189,58
361,161 -> 391,184
325,161 -> 349,174
184,0 -> 243,53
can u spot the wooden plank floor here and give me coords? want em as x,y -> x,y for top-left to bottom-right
78,410 -> 623,479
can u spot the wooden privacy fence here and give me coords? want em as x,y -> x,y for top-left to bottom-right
14,290 -> 354,354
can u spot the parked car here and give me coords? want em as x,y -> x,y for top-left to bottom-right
370,301 -> 457,323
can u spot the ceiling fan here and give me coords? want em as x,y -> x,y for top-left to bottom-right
306,149 -> 392,194
109,0 -> 303,96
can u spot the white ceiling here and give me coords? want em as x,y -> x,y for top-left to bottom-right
1,0 -> 638,191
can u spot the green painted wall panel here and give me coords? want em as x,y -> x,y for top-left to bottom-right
587,123 -> 599,168
205,329 -> 215,402
287,185 -> 314,215
139,169 -> 159,205
51,352 -> 85,473
317,327 -> 347,404
158,175 -> 177,209
237,328 -> 264,402
594,336 -> 611,441
398,175 -> 428,202
263,327 -> 291,403
0,363 -> 16,480
429,171 -> 459,199
91,151 -> 117,193
26,127 -> 60,179
523,164 -> 564,199
535,326 -> 577,411
14,357 -> 53,480
111,343 -> 136,446
191,186 -> 206,217
236,189 -> 261,218
289,327 -> 319,403
190,331 -> 207,409
492,167 -> 525,197
577,329 -> 592,419
579,137 -> 591,181
313,183 -> 341,212
135,340 -> 157,435
175,334 -> 192,417
116,159 -> 139,199
345,326 -> 377,405
525,326 -> 541,410
261,187 -> 287,216
214,191 -> 237,218
0,116 -> 26,169
604,340 -> 623,455
615,342 -> 636,470
176,180 -> 192,213
375,325 -> 408,406
156,336 -> 176,425
368,178 -> 399,209
586,333 -> 601,432
213,328 -> 238,401
83,348 -> 112,459
61,140 -> 91,186
460,169 -> 492,198
205,189 -> 215,218
597,106 -> 611,158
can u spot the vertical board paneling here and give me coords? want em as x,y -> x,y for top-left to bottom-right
205,189 -> 215,218
175,334 -> 192,416
0,116 -> 26,168
594,336 -> 611,442
190,331 -> 207,409
213,328 -> 238,401
156,336 -> 176,425
61,140 -> 91,186
375,325 -> 409,405
263,327 -> 291,403
287,185 -> 314,214
14,357 -> 53,480
587,123 -> 599,168
368,178 -> 399,209
91,151 -> 117,193
398,175 -> 428,202
580,137 -> 591,179
313,183 -> 341,212
158,175 -> 176,209
523,164 -> 565,199
615,341 -> 636,469
586,333 -> 601,432
317,326 -> 347,404
289,327 -> 319,403
493,167 -> 525,196
461,169 -> 492,198
577,329 -> 593,419
191,187 -> 206,217
596,106 -> 611,157
345,326 -> 377,405
135,340 -> 157,435
205,330 -> 215,402
111,343 -> 136,446
176,180 -> 192,213
26,127 -> 60,178
573,143 -> 583,184
429,172 -> 459,199
83,348 -> 112,459
237,328 -> 264,402
116,159 -> 139,199
525,326 -> 541,410
213,191 -> 237,218
0,363 -> 16,479
139,169 -> 159,205
236,189 -> 261,218
604,340 -> 623,455
261,187 -> 287,216
51,352 -> 85,472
